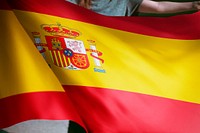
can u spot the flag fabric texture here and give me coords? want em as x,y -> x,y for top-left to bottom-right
0,1 -> 84,132
1,0 -> 200,133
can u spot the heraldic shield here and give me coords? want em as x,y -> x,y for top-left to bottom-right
45,36 -> 90,70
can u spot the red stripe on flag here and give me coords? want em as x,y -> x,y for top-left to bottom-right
0,0 -> 12,10
61,53 -> 67,67
64,85 -> 200,133
50,51 -> 55,64
7,0 -> 200,39
55,51 -> 62,67
51,50 -> 58,66
0,92 -> 84,129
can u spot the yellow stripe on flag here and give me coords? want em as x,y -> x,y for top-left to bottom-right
12,10 -> 200,104
63,54 -> 68,67
49,51 -> 54,64
53,51 -> 59,66
0,10 -> 64,99
58,51 -> 64,67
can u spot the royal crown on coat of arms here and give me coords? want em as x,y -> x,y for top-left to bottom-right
41,23 -> 80,38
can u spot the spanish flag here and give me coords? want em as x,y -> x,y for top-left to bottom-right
1,0 -> 200,133
0,0 -> 84,132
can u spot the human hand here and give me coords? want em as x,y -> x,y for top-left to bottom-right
78,0 -> 91,9
193,1 -> 200,10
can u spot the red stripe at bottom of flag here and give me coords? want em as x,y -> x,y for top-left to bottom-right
64,85 -> 200,133
0,92 -> 84,129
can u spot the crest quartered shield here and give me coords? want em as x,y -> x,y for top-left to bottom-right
32,23 -> 105,73
45,36 -> 89,70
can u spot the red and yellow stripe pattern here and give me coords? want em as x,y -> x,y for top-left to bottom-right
1,0 -> 200,132
0,1 -> 84,130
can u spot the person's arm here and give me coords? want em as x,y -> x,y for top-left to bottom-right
138,0 -> 200,14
